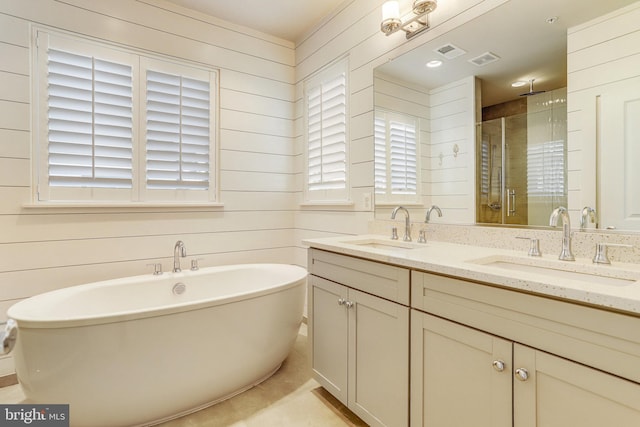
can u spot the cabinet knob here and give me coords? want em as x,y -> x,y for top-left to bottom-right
338,298 -> 346,306
515,368 -> 529,381
492,360 -> 506,372
345,301 -> 355,309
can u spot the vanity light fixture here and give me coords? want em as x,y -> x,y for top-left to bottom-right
381,0 -> 438,39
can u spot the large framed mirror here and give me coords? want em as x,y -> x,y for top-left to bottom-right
373,0 -> 638,231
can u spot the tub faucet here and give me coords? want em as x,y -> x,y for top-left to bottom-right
173,240 -> 187,272
549,207 -> 575,261
391,206 -> 411,241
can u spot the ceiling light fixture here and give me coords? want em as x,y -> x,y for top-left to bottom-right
381,0 -> 437,40
426,60 -> 442,68
511,80 -> 528,88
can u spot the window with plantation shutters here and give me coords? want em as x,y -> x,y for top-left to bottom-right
47,49 -> 134,190
527,140 -> 566,197
34,30 -> 218,204
304,58 -> 349,202
144,63 -> 211,193
374,111 -> 420,204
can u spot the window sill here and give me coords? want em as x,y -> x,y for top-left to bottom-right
300,201 -> 355,208
23,202 -> 225,211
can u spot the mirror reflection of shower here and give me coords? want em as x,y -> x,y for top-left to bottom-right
477,88 -> 568,226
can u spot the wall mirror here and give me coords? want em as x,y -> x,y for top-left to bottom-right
373,0 -> 637,231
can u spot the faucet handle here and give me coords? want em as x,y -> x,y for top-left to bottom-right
593,243 -> 634,265
418,229 -> 427,244
147,262 -> 163,275
516,237 -> 542,257
391,226 -> 398,240
190,258 -> 204,271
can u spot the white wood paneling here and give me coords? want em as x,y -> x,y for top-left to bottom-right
567,1 -> 640,225
0,0 -> 299,366
427,76 -> 477,224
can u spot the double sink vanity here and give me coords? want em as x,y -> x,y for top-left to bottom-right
304,233 -> 640,427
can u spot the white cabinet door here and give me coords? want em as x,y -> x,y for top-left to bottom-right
410,311 -> 512,427
349,288 -> 409,427
514,344 -> 640,427
309,275 -> 348,403
598,76 -> 640,230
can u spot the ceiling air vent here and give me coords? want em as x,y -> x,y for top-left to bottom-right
469,52 -> 500,67
434,43 -> 467,60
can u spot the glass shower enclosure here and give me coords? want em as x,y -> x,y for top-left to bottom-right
476,88 -> 567,226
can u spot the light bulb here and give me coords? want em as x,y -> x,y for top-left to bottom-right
382,1 -> 400,21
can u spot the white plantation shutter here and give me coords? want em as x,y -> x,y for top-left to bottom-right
305,58 -> 348,201
35,30 -> 218,204
145,71 -> 210,190
47,49 -> 133,189
374,115 -> 387,193
389,119 -> 417,194
374,111 -> 420,203
527,140 -> 565,196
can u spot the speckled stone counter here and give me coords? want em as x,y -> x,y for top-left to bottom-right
303,234 -> 640,315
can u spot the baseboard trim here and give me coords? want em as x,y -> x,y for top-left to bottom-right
0,373 -> 17,388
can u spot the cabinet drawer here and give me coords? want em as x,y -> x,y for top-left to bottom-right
309,249 -> 410,305
411,270 -> 640,384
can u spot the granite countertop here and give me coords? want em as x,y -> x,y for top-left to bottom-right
303,234 -> 640,316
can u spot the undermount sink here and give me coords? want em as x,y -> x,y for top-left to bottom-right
468,255 -> 640,287
343,238 -> 422,250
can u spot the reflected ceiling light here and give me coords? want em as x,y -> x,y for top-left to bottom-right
511,80 -> 528,87
381,0 -> 438,39
426,60 -> 443,68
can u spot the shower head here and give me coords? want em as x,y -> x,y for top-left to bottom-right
519,79 -> 545,97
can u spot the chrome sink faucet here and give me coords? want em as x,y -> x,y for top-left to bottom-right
391,206 -> 412,242
580,206 -> 597,230
418,205 -> 443,243
425,205 -> 442,223
549,207 -> 575,261
173,240 -> 187,272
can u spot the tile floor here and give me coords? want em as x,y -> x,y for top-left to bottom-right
0,324 -> 368,426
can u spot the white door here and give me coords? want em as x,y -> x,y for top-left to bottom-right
309,275 -> 348,404
410,311 -> 512,427
349,288 -> 409,427
514,344 -> 640,427
598,76 -> 640,230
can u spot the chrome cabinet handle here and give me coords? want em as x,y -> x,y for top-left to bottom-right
345,301 -> 354,309
515,368 -> 529,381
492,360 -> 505,372
338,298 -> 346,306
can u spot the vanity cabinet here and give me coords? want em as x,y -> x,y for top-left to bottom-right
411,271 -> 640,427
308,249 -> 410,427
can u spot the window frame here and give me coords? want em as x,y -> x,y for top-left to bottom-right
32,28 -> 219,206
302,56 -> 350,204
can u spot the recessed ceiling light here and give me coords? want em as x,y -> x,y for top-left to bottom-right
546,16 -> 558,24
426,60 -> 443,68
511,80 -> 528,88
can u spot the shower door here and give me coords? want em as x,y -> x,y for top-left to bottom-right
476,103 -> 566,226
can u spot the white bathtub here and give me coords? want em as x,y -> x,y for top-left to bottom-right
7,263 -> 307,427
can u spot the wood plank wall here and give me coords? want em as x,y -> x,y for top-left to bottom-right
0,0 -> 298,375
293,0 -> 508,257
567,1 -> 640,224
0,0 -> 507,375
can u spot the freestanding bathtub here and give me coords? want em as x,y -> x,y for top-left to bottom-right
7,263 -> 307,427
